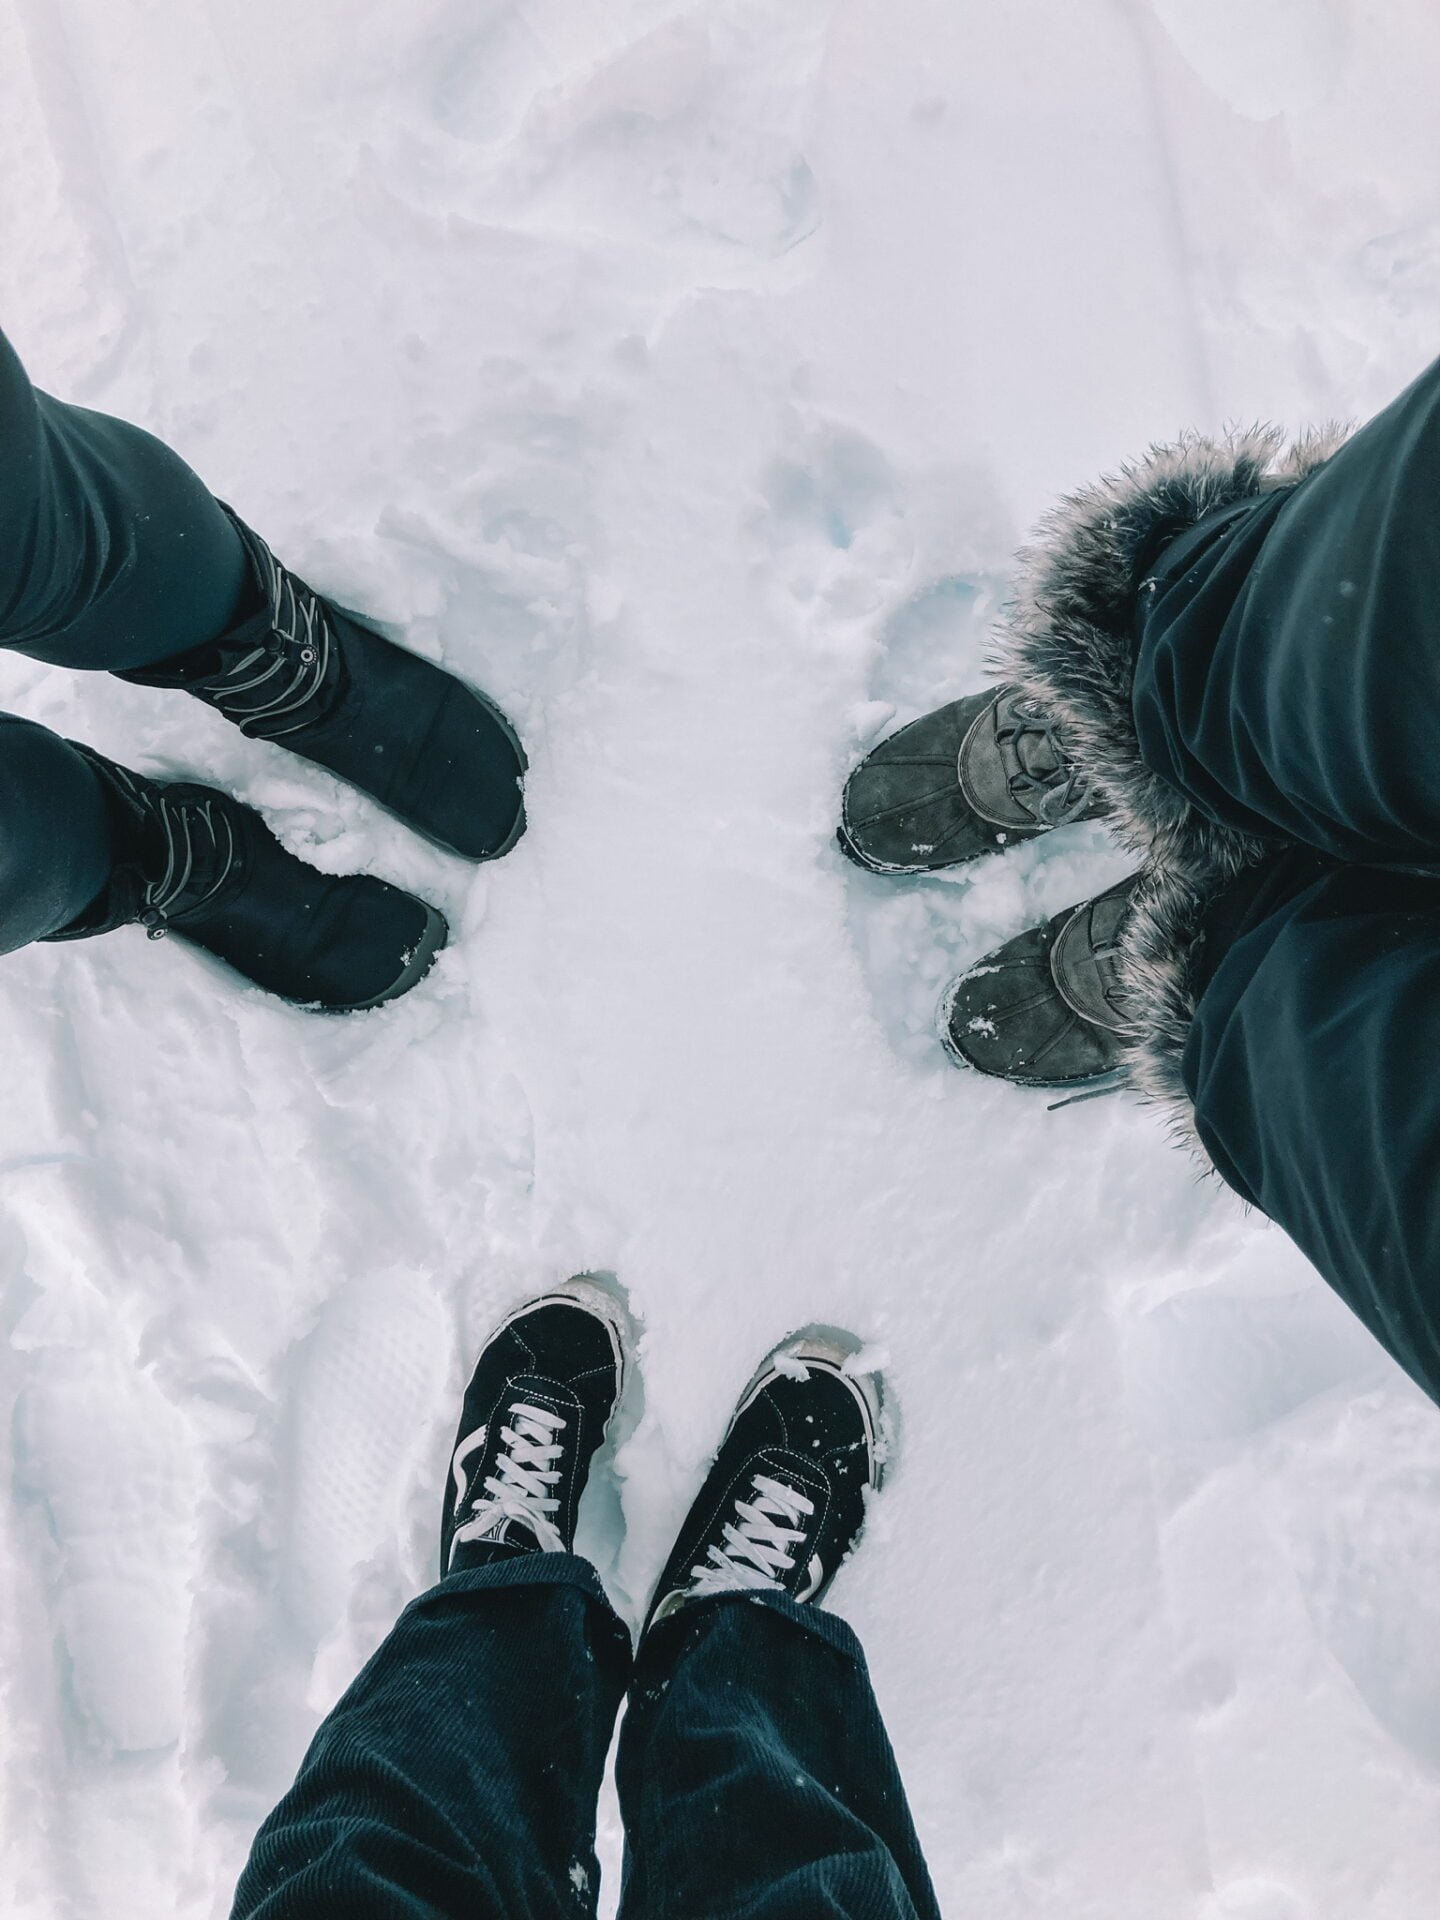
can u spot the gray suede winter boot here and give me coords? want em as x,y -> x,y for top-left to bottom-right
941,874 -> 1138,1089
839,686 -> 1103,874
978,424 -> 1353,1127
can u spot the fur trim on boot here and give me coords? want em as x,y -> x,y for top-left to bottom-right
990,420 -> 1349,1159
991,422 -> 1350,867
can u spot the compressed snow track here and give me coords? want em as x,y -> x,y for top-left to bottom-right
3,2 -> 1440,1916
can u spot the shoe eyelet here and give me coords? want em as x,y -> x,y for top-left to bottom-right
299,647 -> 317,665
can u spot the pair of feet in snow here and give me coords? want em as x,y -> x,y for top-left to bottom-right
65,511 -> 527,1012
443,1280 -> 885,1628
840,685 -> 1132,1095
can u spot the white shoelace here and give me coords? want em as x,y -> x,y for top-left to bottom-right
449,1402 -> 567,1562
688,1473 -> 815,1597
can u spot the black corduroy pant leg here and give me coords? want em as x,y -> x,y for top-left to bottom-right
232,1568 -> 938,1920
617,1593 -> 940,1920
231,1557 -> 632,1920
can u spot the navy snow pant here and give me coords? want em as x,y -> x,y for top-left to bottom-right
1135,353 -> 1440,1406
229,1556 -> 940,1920
0,327 -> 250,948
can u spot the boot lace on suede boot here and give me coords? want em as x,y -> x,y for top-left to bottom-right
47,751 -> 446,1012
941,873 -> 1138,1090
118,510 -> 527,862
441,1279 -> 630,1575
840,685 -> 1104,874
644,1331 -> 885,1631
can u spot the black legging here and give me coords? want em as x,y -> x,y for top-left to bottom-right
0,328 -> 250,947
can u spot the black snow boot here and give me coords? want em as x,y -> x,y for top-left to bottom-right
644,1330 -> 885,1632
47,750 -> 446,1012
441,1279 -> 630,1575
839,685 -> 1104,874
118,510 -> 527,862
941,873 -> 1139,1089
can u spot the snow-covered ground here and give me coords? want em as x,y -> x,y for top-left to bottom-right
3,1 -> 1440,1915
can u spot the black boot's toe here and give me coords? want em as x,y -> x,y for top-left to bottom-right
211,847 -> 449,1013
316,607 -> 527,862
54,756 -> 448,1012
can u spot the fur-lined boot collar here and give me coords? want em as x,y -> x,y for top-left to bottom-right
990,421 -> 1348,1162
991,423 -> 1348,868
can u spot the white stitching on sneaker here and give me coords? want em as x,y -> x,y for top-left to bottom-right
687,1473 -> 814,1597
449,1403 -> 567,1563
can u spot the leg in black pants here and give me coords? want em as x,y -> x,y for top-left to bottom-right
231,1565 -> 936,1920
1131,358 -> 1440,1407
0,717 -> 113,950
619,1594 -> 938,1920
233,1290 -> 937,1920
0,327 -> 524,1001
1178,853 -> 1440,1407
231,1559 -> 631,1920
0,329 -> 255,947
1131,353 -> 1440,869
0,328 -> 252,670
993,349 -> 1440,1408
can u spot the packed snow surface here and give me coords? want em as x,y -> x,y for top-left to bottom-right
4,2 -> 1440,1916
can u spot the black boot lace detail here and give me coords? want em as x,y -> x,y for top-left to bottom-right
104,766 -> 241,938
201,537 -> 335,739
998,699 -> 1097,827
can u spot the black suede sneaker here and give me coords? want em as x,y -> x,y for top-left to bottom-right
441,1280 -> 631,1576
840,686 -> 1103,874
643,1331 -> 885,1631
118,510 -> 527,863
46,750 -> 446,1012
940,873 -> 1137,1089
